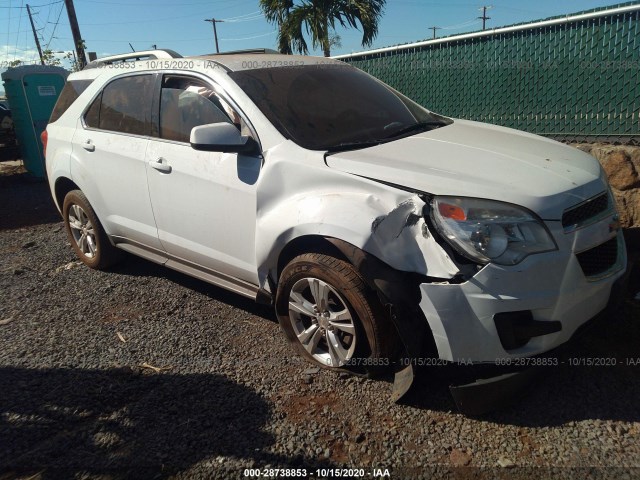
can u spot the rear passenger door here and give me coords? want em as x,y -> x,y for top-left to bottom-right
145,74 -> 261,285
72,73 -> 163,251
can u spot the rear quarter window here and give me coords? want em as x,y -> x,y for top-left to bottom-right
49,79 -> 94,123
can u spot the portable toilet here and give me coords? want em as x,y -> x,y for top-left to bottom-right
2,65 -> 68,178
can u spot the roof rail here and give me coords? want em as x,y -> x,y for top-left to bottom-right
84,49 -> 182,70
209,48 -> 280,56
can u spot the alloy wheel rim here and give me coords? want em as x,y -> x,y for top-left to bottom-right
68,204 -> 97,258
288,277 -> 356,367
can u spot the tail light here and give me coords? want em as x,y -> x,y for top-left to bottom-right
41,130 -> 48,157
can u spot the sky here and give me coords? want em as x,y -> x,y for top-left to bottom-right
0,0 -> 632,95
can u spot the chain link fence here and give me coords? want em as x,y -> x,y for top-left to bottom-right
337,2 -> 640,144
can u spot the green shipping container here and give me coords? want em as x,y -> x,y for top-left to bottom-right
2,65 -> 68,178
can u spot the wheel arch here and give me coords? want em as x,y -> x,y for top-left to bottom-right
54,176 -> 80,212
276,234 -> 350,283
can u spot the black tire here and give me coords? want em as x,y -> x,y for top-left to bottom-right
275,253 -> 397,375
62,189 -> 122,270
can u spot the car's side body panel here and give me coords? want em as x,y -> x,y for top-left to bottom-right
145,139 -> 261,285
253,141 -> 462,291
70,126 -> 162,250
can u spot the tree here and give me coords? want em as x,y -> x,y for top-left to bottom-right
63,51 -> 82,72
260,0 -> 385,57
260,0 -> 294,54
42,49 -> 62,66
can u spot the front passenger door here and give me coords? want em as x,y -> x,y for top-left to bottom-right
145,74 -> 261,285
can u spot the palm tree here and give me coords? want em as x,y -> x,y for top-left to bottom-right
260,0 -> 386,57
260,0 -> 294,54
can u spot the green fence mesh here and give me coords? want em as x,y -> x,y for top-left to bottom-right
341,3 -> 640,143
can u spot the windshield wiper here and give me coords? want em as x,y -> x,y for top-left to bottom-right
383,120 -> 447,140
326,119 -> 448,152
326,140 -> 382,153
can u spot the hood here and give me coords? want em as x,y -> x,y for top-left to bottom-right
325,119 -> 606,220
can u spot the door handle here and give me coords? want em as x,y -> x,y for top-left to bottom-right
149,157 -> 172,173
82,140 -> 95,152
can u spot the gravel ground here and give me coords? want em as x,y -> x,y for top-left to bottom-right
1,165 -> 639,480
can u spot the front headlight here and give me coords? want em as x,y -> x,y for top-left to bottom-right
430,196 -> 557,265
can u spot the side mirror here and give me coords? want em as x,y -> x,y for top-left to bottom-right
190,123 -> 259,155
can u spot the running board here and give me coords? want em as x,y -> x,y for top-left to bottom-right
164,259 -> 257,300
114,239 -> 271,302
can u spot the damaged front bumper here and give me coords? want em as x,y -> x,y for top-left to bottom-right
400,228 -> 627,414
419,229 -> 626,364
394,263 -> 627,415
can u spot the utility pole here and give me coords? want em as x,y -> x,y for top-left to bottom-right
204,18 -> 224,53
26,5 -> 45,65
478,5 -> 492,31
429,26 -> 440,39
64,0 -> 87,69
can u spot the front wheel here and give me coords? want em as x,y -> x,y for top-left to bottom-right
276,253 -> 397,374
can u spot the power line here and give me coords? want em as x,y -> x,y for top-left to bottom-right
55,9 -> 219,26
223,30 -> 276,42
45,1 -> 65,49
6,0 -> 12,62
75,0 -> 242,5
13,0 -> 25,62
221,10 -> 263,22
439,18 -> 480,30
0,0 -> 63,8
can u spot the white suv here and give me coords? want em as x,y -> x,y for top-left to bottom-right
44,49 -> 626,397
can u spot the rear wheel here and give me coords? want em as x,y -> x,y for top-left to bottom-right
276,253 -> 397,374
62,190 -> 121,269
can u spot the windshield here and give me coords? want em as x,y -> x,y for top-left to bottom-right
228,64 -> 450,151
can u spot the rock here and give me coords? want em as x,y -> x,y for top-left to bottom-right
572,144 -> 640,227
450,448 -> 472,466
21,241 -> 35,249
612,189 -> 640,228
497,457 -> 515,468
54,261 -> 83,273
628,147 -> 640,171
600,150 -> 639,190
303,367 -> 320,375
574,144 -> 593,154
